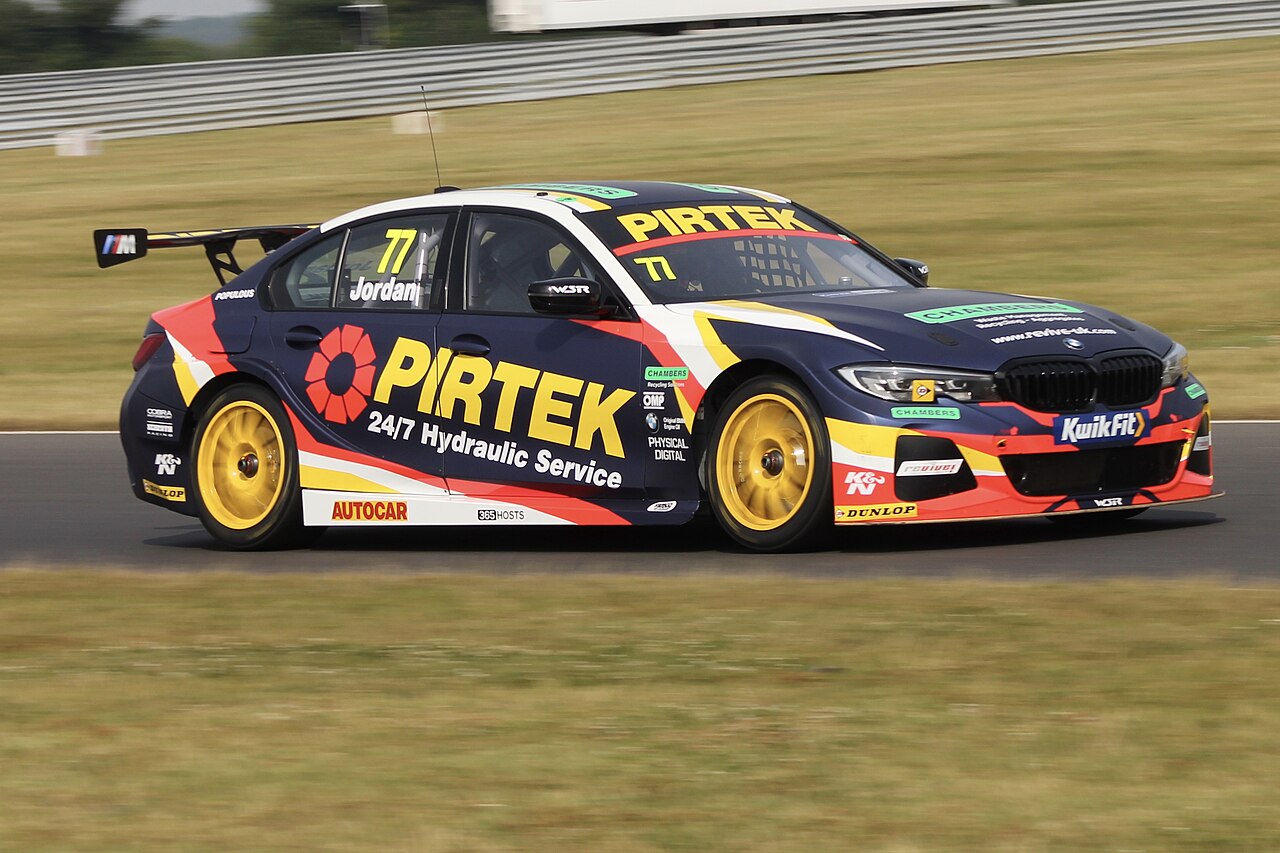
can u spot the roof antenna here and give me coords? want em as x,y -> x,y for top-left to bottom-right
419,86 -> 452,193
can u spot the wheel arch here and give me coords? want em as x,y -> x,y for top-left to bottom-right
181,371 -> 281,451
692,359 -> 818,491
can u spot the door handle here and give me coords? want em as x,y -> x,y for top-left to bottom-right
284,326 -> 324,349
449,334 -> 491,357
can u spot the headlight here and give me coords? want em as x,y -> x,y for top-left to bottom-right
837,364 -> 1001,403
1160,342 -> 1189,387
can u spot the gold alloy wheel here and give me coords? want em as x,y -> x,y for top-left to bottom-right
196,399 -> 286,530
715,393 -> 816,531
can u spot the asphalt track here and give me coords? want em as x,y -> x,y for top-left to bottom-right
0,424 -> 1274,578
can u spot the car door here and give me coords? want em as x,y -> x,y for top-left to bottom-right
267,210 -> 453,484
428,208 -> 646,503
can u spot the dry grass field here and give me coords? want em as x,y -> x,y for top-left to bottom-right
3,571 -> 1280,851
1,37 -> 1278,425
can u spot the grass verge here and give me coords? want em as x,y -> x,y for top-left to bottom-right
2,37 -> 1278,426
2,570 -> 1279,851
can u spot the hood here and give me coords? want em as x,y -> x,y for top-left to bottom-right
677,288 -> 1173,371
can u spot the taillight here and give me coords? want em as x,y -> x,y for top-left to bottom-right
132,333 -> 166,371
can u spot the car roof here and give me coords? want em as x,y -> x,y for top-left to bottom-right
321,181 -> 794,232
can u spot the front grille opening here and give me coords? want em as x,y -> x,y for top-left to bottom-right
1098,354 -> 1162,407
1001,360 -> 1094,412
1002,441 -> 1183,497
997,351 -> 1163,413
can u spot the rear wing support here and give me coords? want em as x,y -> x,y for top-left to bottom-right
94,225 -> 318,287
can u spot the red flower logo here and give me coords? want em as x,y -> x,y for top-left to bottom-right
305,325 -> 376,424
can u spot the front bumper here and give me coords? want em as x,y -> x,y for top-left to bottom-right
828,389 -> 1216,524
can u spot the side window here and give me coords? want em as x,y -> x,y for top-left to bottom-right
269,232 -> 345,309
466,212 -> 596,314
336,214 -> 448,310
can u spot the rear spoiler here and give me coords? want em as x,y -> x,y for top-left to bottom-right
94,224 -> 318,286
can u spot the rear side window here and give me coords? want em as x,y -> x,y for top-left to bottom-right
269,233 -> 345,309
268,213 -> 450,310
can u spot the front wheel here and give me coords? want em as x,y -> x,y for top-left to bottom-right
705,376 -> 832,552
191,384 -> 310,550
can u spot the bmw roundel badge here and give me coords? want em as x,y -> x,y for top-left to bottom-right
1063,338 -> 1084,350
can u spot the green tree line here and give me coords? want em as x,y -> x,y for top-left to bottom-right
0,0 -> 494,75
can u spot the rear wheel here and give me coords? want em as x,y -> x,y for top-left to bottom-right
706,376 -> 832,552
191,384 -> 310,550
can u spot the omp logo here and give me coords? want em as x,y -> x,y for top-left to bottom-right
1054,411 -> 1147,445
306,325 -> 377,425
154,453 -> 180,476
331,500 -> 407,521
143,479 -> 185,502
844,470 -> 885,496
835,503 -> 918,521
477,508 -> 525,522
643,392 -> 665,410
618,205 -> 818,243
101,233 -> 138,255
374,337 -> 635,459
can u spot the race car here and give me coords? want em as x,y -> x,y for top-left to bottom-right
99,181 -> 1218,551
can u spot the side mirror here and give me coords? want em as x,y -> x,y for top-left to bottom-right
894,257 -> 929,285
528,277 -> 611,316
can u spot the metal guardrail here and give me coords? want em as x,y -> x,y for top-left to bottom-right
2,0 -> 1278,150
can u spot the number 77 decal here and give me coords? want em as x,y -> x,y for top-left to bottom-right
378,228 -> 418,274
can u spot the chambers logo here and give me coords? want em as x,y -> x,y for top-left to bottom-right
906,302 -> 1082,324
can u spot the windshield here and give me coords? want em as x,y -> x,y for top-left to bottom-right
583,202 -> 917,304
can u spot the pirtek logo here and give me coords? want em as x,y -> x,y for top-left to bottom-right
1054,411 -> 1147,445
331,500 -> 408,521
618,205 -> 818,243
373,337 -> 635,459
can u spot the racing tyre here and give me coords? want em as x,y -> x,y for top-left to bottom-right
191,384 -> 311,550
706,376 -> 832,552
